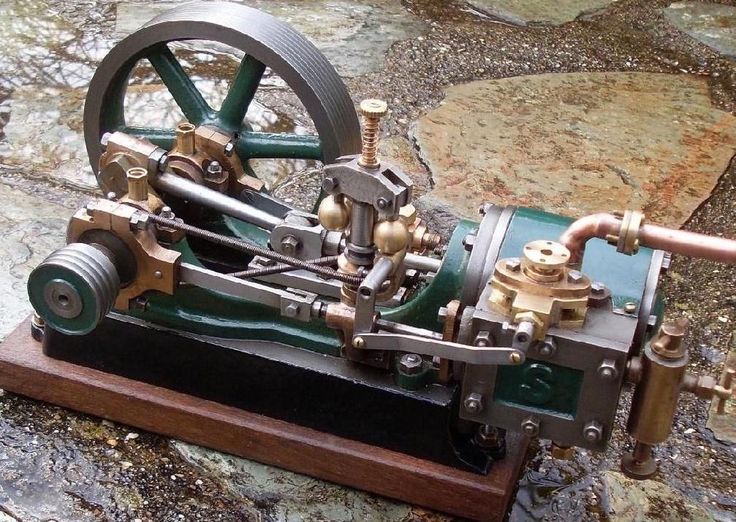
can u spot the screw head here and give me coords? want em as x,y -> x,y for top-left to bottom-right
352,336 -> 366,349
463,234 -> 476,252
624,302 -> 637,314
280,235 -> 300,256
463,393 -> 484,414
359,99 -> 388,118
509,352 -> 522,364
376,197 -> 390,210
224,142 -> 235,157
153,270 -> 163,279
505,257 -> 521,271
568,270 -> 583,283
521,417 -> 540,437
399,353 -> 423,375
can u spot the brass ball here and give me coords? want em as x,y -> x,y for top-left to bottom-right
318,195 -> 350,231
373,218 -> 409,255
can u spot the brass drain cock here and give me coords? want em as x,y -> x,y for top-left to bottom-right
358,99 -> 388,169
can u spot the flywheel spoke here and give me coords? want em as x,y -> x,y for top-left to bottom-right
238,131 -> 322,160
218,55 -> 266,130
147,45 -> 213,125
120,126 -> 176,149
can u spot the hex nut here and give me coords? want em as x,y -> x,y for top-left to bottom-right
463,392 -> 484,414
583,421 -> 603,443
463,234 -> 476,252
399,353 -> 423,375
285,303 -> 300,318
537,338 -> 557,357
568,270 -> 583,283
280,235 -> 300,256
322,177 -> 337,192
224,142 -> 235,156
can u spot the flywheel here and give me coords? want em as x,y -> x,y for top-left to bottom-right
83,1 -> 361,189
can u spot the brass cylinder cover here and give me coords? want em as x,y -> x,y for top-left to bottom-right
626,320 -> 689,445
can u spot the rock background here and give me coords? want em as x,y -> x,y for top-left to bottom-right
0,0 -> 735,520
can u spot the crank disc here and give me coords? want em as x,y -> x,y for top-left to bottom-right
83,1 -> 361,185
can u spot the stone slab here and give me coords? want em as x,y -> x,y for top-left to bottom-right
468,0 -> 616,26
413,72 -> 736,227
664,2 -> 736,58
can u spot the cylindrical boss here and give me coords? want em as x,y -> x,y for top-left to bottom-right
626,344 -> 688,445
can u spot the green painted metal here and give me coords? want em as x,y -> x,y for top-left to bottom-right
237,131 -> 323,160
218,55 -> 266,130
147,45 -> 215,125
102,45 -> 322,164
394,360 -> 437,391
28,269 -> 99,336
127,238 -> 342,355
493,360 -> 583,420
381,220 -> 475,331
499,207 -> 655,309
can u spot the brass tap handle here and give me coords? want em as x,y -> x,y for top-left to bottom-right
716,368 -> 735,415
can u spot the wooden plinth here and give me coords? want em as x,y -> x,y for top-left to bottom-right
0,318 -> 528,520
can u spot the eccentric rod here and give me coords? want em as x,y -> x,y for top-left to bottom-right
144,213 -> 363,285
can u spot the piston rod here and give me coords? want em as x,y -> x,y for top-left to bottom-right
152,172 -> 282,230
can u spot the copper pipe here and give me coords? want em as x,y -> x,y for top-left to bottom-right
558,213 -> 621,265
638,224 -> 736,264
560,212 -> 736,265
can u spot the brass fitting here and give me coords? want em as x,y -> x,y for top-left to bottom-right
606,210 -> 644,255
358,99 -> 388,169
175,122 -> 196,155
126,167 -> 148,202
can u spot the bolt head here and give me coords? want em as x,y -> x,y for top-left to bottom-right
359,99 -> 388,117
463,392 -> 484,414
376,197 -> 389,210
280,235 -> 300,256
224,142 -> 235,156
583,421 -> 603,442
100,132 -> 112,150
624,302 -> 637,314
505,257 -> 521,271
591,281 -> 606,294
399,353 -> 423,375
321,177 -> 337,193
352,336 -> 366,349
463,234 -> 476,252
285,303 -> 300,318
206,161 -> 223,177
568,270 -> 583,283
537,338 -> 557,357
521,417 -> 540,437
509,352 -> 522,364
597,360 -> 618,380
153,270 -> 163,279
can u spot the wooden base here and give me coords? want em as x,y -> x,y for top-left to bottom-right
0,318 -> 528,520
